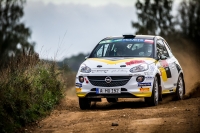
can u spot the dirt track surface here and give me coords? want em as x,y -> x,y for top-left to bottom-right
23,37 -> 200,133
29,92 -> 200,133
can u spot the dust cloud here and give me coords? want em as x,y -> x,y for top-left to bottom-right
171,39 -> 200,98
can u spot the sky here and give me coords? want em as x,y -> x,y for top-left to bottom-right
23,0 -> 181,61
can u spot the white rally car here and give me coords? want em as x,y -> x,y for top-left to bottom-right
75,35 -> 185,109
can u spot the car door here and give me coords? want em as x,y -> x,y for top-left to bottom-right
163,40 -> 179,88
156,39 -> 174,90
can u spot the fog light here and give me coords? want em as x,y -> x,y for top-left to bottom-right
79,76 -> 84,83
136,76 -> 145,82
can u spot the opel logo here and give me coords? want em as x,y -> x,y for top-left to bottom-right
105,76 -> 112,83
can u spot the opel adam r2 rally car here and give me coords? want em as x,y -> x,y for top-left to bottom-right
75,35 -> 185,109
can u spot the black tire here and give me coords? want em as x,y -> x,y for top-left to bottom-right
145,77 -> 159,106
106,98 -> 118,103
175,74 -> 185,100
79,98 -> 91,110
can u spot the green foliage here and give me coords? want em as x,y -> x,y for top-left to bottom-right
0,0 -> 35,66
0,54 -> 64,133
178,0 -> 200,44
132,0 -> 175,37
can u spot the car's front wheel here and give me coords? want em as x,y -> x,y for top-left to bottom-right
175,74 -> 185,100
79,97 -> 91,110
145,77 -> 159,106
106,98 -> 118,103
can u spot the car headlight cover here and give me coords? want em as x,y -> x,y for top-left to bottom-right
130,63 -> 149,73
80,64 -> 91,73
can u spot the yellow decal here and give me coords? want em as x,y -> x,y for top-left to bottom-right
173,88 -> 176,92
132,92 -> 152,97
89,58 -> 156,65
162,89 -> 170,94
77,93 -> 87,98
162,88 -> 176,94
159,67 -> 167,81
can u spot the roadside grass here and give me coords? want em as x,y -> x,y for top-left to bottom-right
0,52 -> 75,133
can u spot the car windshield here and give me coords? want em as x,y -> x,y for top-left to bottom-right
90,38 -> 154,58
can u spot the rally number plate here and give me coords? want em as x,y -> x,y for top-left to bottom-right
96,88 -> 121,94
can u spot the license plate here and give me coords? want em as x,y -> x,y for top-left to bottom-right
96,88 -> 121,94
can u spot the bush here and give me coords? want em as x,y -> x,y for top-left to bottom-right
0,53 -> 65,133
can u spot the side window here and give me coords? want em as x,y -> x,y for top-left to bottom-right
163,41 -> 173,57
162,41 -> 169,57
94,44 -> 110,57
96,45 -> 103,57
156,39 -> 169,58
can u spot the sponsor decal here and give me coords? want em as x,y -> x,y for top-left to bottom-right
91,70 -> 108,73
99,39 -> 145,44
122,39 -> 144,42
99,39 -> 122,44
85,78 -> 89,84
139,88 -> 150,92
144,40 -> 154,44
126,60 -> 145,66
145,76 -> 154,79
160,60 -> 169,67
138,82 -> 151,86
75,83 -> 82,87
76,88 -> 82,92
111,69 -> 127,73
89,58 -> 155,65
160,60 -> 171,78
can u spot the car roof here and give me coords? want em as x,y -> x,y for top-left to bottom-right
103,35 -> 157,40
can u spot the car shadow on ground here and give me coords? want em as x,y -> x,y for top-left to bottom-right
88,95 -> 177,111
90,101 -> 148,110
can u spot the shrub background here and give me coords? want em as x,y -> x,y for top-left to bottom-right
0,53 -> 72,133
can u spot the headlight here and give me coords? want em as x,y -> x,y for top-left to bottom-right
80,64 -> 91,73
130,63 -> 149,73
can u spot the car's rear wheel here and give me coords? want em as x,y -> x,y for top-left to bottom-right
79,97 -> 91,110
106,98 -> 118,103
145,77 -> 159,106
175,74 -> 185,100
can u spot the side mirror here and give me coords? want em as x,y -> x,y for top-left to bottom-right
160,55 -> 167,60
156,56 -> 160,61
85,56 -> 89,60
157,42 -> 164,47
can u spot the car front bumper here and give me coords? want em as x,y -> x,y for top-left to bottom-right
75,73 -> 154,98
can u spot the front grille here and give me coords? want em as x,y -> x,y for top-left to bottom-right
87,76 -> 131,87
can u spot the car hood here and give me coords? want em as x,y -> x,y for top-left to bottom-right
82,57 -> 157,69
